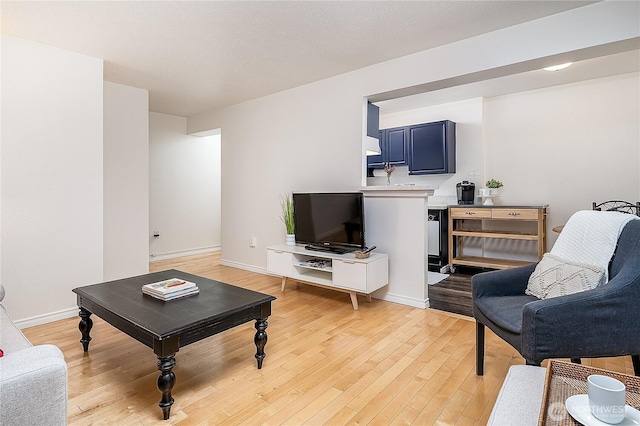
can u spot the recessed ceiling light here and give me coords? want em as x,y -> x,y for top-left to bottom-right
544,62 -> 573,72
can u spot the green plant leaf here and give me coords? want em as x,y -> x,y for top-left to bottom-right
280,194 -> 295,234
485,178 -> 503,188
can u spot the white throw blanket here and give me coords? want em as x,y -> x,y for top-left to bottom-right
526,210 -> 639,299
551,210 -> 639,281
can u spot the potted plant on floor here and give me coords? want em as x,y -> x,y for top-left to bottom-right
280,193 -> 295,245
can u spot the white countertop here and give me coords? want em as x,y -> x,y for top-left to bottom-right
360,185 -> 437,198
361,185 -> 438,191
359,186 -> 459,204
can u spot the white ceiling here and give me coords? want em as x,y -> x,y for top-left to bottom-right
377,49 -> 640,113
0,0 -> 615,117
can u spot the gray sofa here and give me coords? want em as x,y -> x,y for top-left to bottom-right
0,285 -> 68,425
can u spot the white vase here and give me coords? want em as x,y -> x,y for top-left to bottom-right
286,234 -> 295,246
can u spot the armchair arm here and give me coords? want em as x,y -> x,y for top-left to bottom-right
0,345 -> 68,426
472,263 -> 538,299
521,274 -> 640,364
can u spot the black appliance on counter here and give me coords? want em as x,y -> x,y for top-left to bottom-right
456,181 -> 475,205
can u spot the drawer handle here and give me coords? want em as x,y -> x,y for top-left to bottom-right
341,260 -> 355,264
508,212 -> 520,216
465,211 -> 476,215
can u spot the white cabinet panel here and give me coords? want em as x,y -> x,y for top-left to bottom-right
332,259 -> 367,291
267,249 -> 293,276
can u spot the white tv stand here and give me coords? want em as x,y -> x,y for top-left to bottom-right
266,244 -> 389,310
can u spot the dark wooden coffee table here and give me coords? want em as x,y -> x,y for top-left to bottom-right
72,270 -> 276,420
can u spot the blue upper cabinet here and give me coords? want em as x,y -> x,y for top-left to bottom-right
367,119 -> 456,174
366,126 -> 408,169
386,127 -> 408,165
367,102 -> 379,138
407,120 -> 456,175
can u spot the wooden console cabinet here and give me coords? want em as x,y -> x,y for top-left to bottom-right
448,205 -> 547,271
266,245 -> 388,310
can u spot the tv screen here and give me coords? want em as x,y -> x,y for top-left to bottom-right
293,192 -> 365,252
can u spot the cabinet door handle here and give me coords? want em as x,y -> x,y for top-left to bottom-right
274,250 -> 283,253
341,260 -> 355,264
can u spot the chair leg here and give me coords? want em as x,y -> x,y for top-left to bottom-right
571,358 -> 582,364
476,321 -> 485,376
632,355 -> 640,377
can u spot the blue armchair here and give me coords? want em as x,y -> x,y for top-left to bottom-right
472,219 -> 640,376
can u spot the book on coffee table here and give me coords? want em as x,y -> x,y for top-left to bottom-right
143,287 -> 200,301
142,278 -> 199,301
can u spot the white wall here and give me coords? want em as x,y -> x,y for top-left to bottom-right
104,82 -> 150,280
149,112 -> 221,259
200,85 -> 365,272
484,73 -> 640,249
187,2 -> 640,275
364,190 -> 433,307
1,35 -> 104,323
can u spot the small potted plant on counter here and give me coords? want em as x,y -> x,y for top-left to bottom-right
280,193 -> 295,245
384,162 -> 396,185
486,178 -> 504,195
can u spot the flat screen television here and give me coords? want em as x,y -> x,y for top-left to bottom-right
293,192 -> 365,253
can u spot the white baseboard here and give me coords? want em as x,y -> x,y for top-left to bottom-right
219,258 -> 268,275
372,292 -> 430,309
15,306 -> 78,329
150,245 -> 221,262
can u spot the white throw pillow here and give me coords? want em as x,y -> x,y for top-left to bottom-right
526,253 -> 605,299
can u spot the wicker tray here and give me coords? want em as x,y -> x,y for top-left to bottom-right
538,360 -> 640,425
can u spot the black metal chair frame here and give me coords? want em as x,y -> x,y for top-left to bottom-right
592,200 -> 640,216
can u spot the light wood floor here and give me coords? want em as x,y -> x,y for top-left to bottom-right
23,252 -> 635,425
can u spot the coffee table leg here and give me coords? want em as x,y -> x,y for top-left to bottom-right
157,354 -> 176,420
78,308 -> 93,351
254,318 -> 268,369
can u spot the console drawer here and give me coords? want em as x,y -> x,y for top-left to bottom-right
491,208 -> 539,220
450,207 -> 492,219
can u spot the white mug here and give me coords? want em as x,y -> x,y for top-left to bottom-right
479,188 -> 491,197
588,374 -> 626,424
